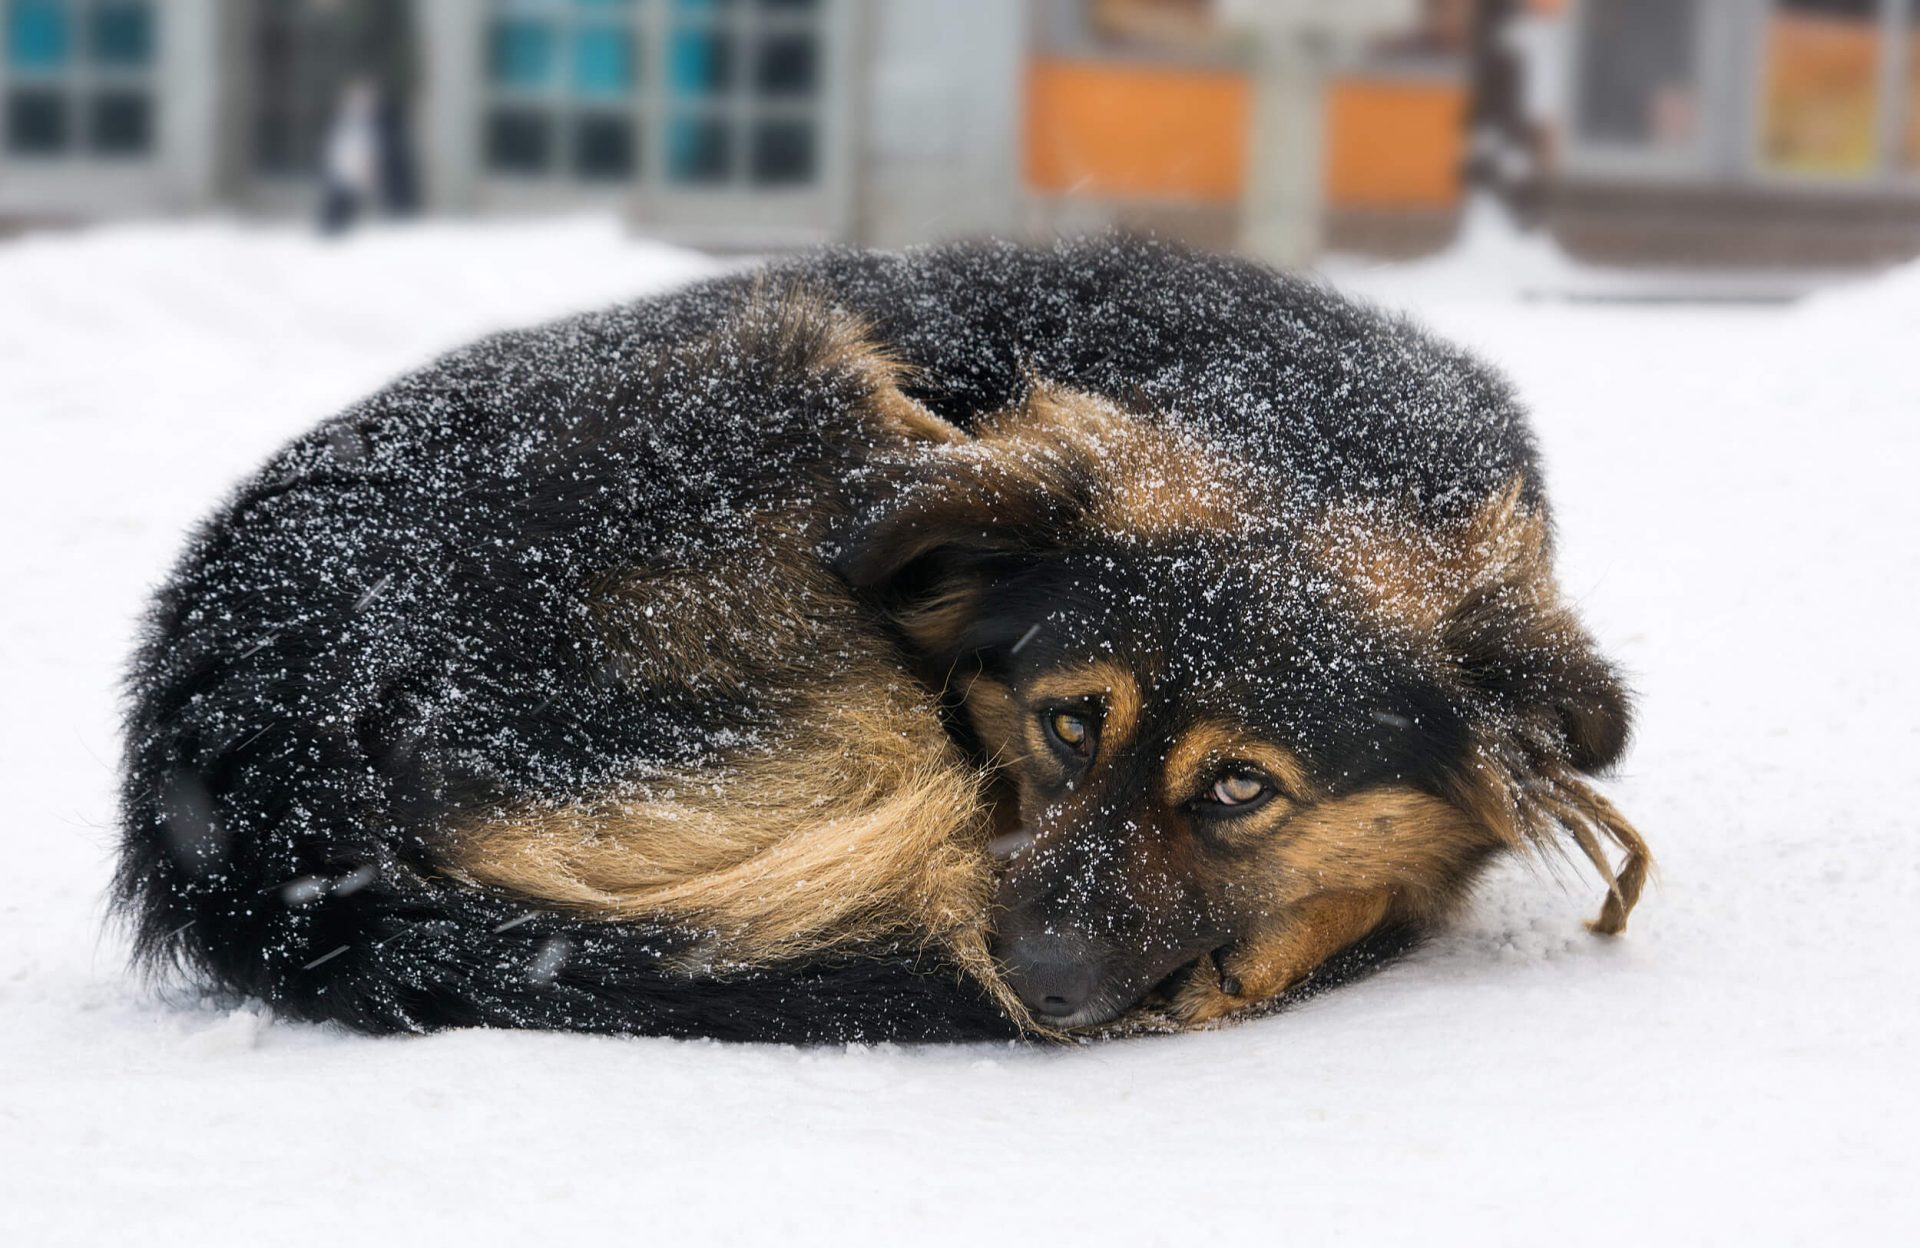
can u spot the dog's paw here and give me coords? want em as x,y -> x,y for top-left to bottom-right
1168,948 -> 1259,1027
1170,946 -> 1309,1028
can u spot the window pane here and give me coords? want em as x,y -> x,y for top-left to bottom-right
6,0 -> 71,69
91,1 -> 151,67
750,117 -> 813,185
672,0 -> 736,14
757,0 -> 817,12
669,27 -> 733,96
666,113 -> 730,182
571,24 -> 633,95
573,113 -> 635,178
487,106 -> 553,172
1760,0 -> 1881,176
5,84 -> 67,152
89,87 -> 148,153
490,19 -> 556,89
753,31 -> 816,98
1576,0 -> 1699,148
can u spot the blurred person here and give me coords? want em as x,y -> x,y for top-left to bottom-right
316,0 -> 420,234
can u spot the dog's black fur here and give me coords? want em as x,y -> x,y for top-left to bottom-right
116,237 -> 1540,1041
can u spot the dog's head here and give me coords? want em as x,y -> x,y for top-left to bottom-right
838,386 -> 1637,1028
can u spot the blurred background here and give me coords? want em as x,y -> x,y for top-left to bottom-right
4,0 -> 1920,276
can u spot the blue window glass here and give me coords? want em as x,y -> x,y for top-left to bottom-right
666,113 -> 730,183
487,106 -> 552,172
669,27 -> 731,96
5,84 -> 67,150
571,25 -> 632,95
89,86 -> 149,153
90,1 -> 150,67
489,19 -> 556,89
753,31 -> 815,97
6,0 -> 71,70
573,113 -> 634,179
573,0 -> 633,9
750,117 -> 812,185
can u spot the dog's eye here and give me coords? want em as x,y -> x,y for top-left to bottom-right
1206,770 -> 1270,810
1045,710 -> 1094,758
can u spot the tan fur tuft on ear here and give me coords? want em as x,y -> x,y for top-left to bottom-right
1446,738 -> 1654,934
724,280 -> 963,446
838,383 -> 1279,595
978,384 -> 1272,540
1302,477 -> 1556,634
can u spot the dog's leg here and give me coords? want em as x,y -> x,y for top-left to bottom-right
1174,889 -> 1394,1026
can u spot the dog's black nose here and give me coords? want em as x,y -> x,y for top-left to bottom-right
1000,932 -> 1102,1021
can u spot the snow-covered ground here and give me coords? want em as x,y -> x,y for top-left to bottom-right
2,219 -> 1914,1245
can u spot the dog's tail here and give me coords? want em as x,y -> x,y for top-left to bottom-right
114,821 -> 1018,1042
113,695 -> 1018,1043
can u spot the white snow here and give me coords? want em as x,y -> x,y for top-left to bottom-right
2,218 -> 1915,1245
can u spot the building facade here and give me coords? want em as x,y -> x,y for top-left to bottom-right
4,0 -> 1920,266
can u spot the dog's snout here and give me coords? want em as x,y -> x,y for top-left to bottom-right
999,930 -> 1103,1021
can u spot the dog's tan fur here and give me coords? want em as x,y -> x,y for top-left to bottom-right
445,661 -> 1012,1003
1160,721 -> 1319,810
1172,788 -> 1503,1023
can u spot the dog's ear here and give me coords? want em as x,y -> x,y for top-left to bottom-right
716,281 -> 964,448
1442,583 -> 1632,773
1432,484 -> 1632,774
834,430 -> 1097,661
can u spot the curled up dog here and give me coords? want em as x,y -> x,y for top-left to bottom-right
114,238 -> 1650,1041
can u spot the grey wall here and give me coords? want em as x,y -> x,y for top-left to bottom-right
854,0 -> 1027,248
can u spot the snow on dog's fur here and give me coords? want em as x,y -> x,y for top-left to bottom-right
115,238 -> 1647,1040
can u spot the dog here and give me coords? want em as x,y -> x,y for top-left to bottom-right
115,236 -> 1649,1040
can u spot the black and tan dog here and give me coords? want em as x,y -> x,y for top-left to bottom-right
116,238 -> 1648,1041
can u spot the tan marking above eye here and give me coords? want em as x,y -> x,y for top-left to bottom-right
1162,721 -> 1316,809
1025,660 -> 1142,748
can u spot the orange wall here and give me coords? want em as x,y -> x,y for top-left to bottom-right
1325,77 -> 1467,208
1023,57 -> 1465,209
1762,13 -> 1882,175
1024,59 -> 1251,201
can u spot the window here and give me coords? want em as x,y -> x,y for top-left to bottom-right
485,0 -> 640,181
1760,0 -> 1882,176
3,0 -> 155,158
664,0 -> 824,186
483,0 -> 828,189
1575,0 -> 1701,151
